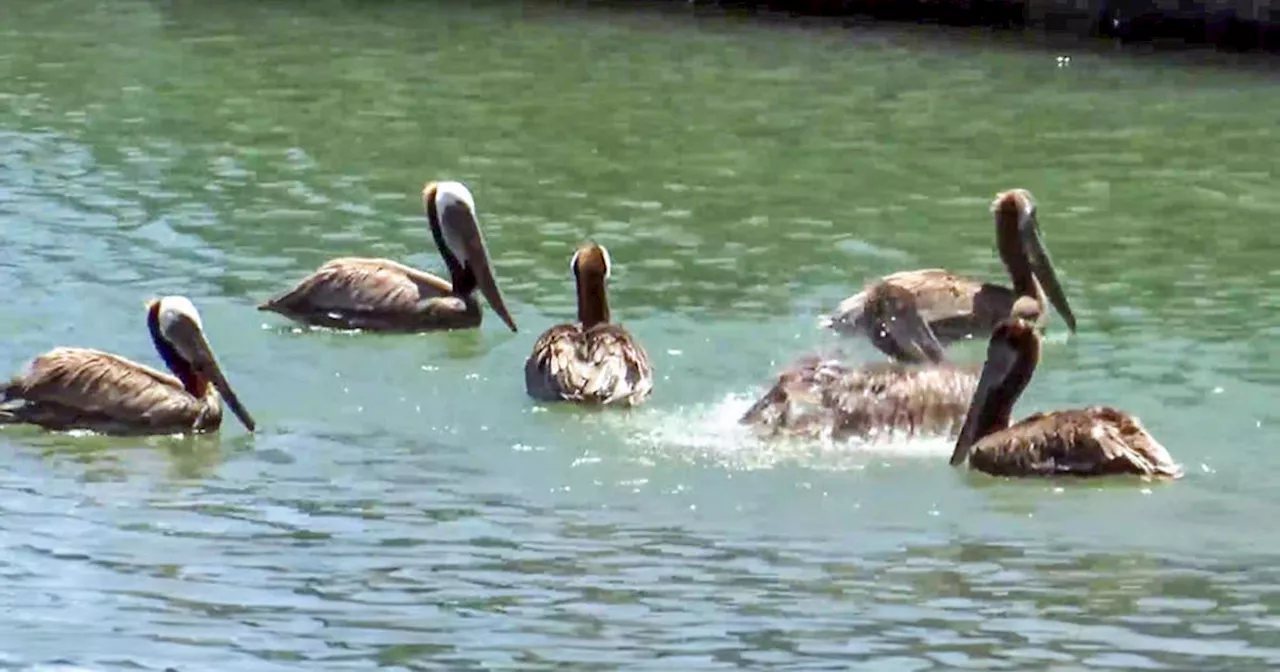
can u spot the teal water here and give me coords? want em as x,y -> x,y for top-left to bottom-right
2,1 -> 1280,668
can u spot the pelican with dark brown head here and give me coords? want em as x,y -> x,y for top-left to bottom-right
823,188 -> 1078,359
0,296 -> 256,435
524,242 -> 653,406
259,180 -> 518,333
948,299 -> 1181,479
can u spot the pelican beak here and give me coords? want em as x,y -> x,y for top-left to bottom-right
170,322 -> 257,432
949,335 -> 1019,467
1019,210 -> 1077,333
440,201 -> 518,333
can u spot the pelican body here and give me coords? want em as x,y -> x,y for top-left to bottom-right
742,283 -> 977,441
949,303 -> 1181,479
525,242 -> 653,407
823,189 -> 1078,357
740,356 -> 977,442
259,181 -> 518,333
0,297 -> 256,436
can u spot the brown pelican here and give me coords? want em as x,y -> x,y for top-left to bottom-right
822,189 -> 1078,358
524,242 -> 654,406
741,284 -> 977,441
0,296 -> 256,436
259,180 -> 518,333
948,300 -> 1181,479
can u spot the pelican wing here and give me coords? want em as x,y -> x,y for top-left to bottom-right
262,257 -> 452,315
825,269 -> 1017,344
741,357 -> 977,441
0,347 -> 206,427
525,323 -> 654,406
832,270 -> 984,323
877,269 -> 986,322
969,406 -> 1183,478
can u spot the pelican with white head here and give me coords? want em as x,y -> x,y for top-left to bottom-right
258,179 -> 519,333
0,295 -> 256,435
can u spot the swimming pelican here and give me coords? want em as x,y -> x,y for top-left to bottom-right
259,181 -> 518,333
741,284 -> 976,441
948,300 -> 1181,479
822,189 -> 1077,358
524,242 -> 653,406
0,296 -> 256,435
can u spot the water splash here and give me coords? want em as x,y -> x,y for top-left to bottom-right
591,391 -> 957,472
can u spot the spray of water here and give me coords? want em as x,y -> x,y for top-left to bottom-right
582,390 -> 957,472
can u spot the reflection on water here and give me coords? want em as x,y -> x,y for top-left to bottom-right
1,0 -> 1280,668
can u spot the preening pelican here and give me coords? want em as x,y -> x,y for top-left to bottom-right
823,189 -> 1077,357
0,296 -> 256,435
259,181 -> 518,333
742,284 -> 976,441
948,300 -> 1181,479
524,242 -> 653,406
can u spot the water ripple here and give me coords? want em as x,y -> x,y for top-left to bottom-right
2,0 -> 1280,669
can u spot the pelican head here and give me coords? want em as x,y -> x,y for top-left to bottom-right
992,189 -> 1077,334
145,296 -> 257,431
422,180 -> 518,333
863,282 -> 947,365
571,241 -> 612,329
948,303 -> 1042,466
571,241 -> 612,280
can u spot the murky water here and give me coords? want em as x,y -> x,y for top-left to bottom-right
2,1 -> 1280,668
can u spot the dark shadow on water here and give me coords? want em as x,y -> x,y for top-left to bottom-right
955,467 -> 1184,517
259,319 -> 514,361
4,425 -> 242,480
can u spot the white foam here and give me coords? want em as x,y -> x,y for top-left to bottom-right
591,391 -> 958,472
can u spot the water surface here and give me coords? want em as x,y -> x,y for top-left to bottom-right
2,1 -> 1280,669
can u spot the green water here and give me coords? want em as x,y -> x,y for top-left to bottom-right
2,0 -> 1280,668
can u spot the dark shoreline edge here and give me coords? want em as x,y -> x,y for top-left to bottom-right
616,0 -> 1279,53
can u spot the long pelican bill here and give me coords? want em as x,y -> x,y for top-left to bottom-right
1019,210 -> 1078,333
949,335 -> 1020,466
440,200 -> 518,333
165,317 -> 257,431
